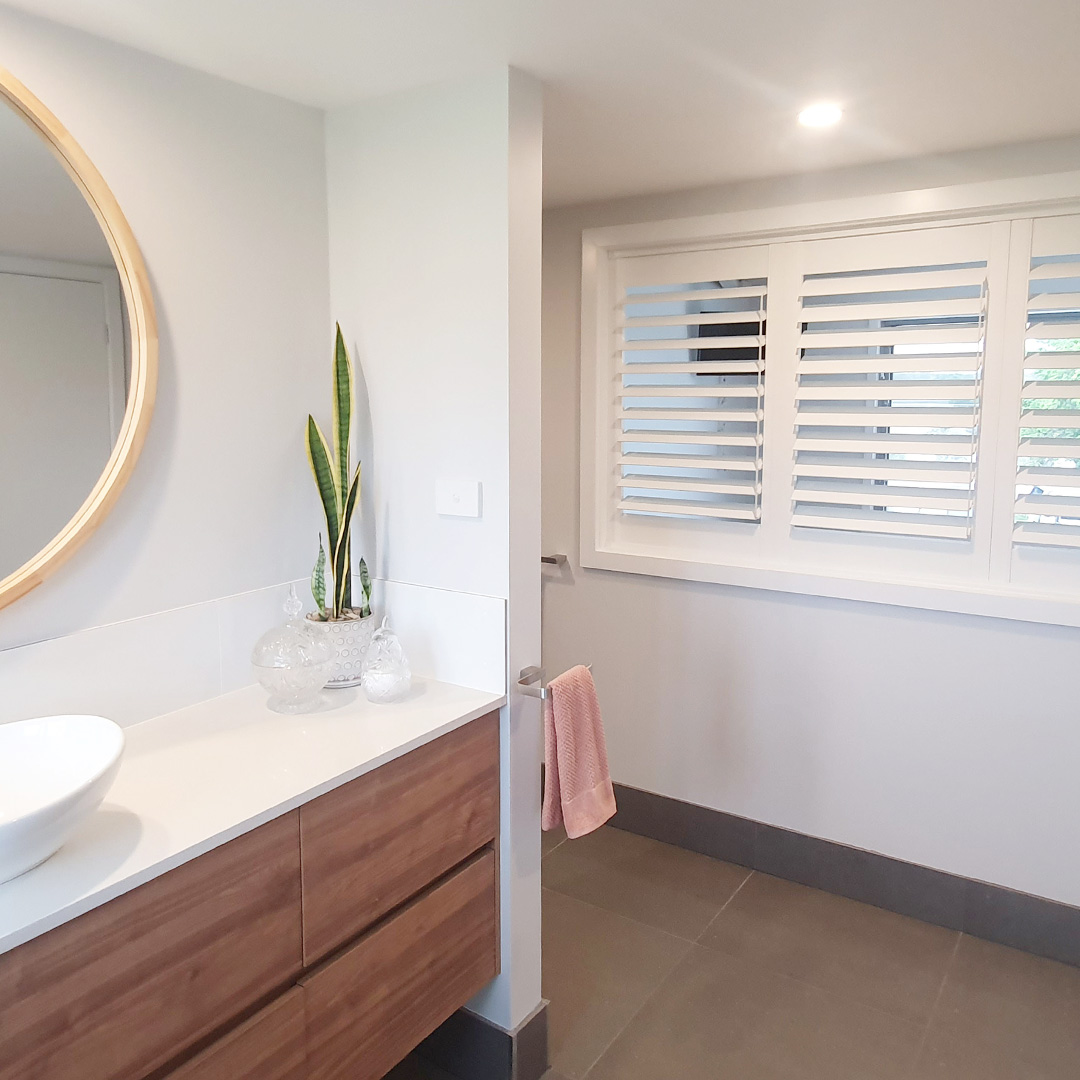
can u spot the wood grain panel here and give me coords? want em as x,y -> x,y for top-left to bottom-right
300,712 -> 499,963
163,988 -> 305,1080
302,849 -> 498,1080
0,813 -> 303,1080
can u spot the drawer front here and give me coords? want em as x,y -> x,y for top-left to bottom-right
302,848 -> 498,1080
0,813 -> 303,1080
300,712 -> 499,963
164,989 -> 305,1080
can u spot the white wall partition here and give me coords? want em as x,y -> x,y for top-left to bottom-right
326,69 -> 544,1034
544,139 -> 1080,910
326,76 -> 516,600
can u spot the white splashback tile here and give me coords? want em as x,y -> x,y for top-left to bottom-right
375,579 -> 506,694
0,577 -> 505,727
0,602 -> 220,728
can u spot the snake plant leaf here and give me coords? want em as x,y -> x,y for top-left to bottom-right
306,415 -> 340,555
331,326 -> 354,612
331,324 -> 353,512
332,463 -> 362,618
311,535 -> 327,615
340,545 -> 353,614
357,557 -> 372,618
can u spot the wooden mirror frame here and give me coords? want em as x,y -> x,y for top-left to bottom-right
0,67 -> 157,611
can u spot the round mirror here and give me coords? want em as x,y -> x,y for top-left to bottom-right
0,69 -> 156,610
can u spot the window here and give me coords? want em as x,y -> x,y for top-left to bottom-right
580,187 -> 1080,626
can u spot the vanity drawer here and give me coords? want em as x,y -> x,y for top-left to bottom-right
301,848 -> 497,1080
299,711 -> 499,963
0,812 -> 303,1080
164,988 -> 305,1080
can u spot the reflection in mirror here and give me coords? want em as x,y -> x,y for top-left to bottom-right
0,100 -> 128,580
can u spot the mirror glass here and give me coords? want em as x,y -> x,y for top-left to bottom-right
0,99 -> 129,580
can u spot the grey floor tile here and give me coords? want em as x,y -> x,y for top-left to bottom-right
586,944 -> 923,1080
542,825 -> 750,940
910,1027 -> 1058,1080
926,934 -> 1080,1077
542,886 -> 692,1079
542,824 -> 568,858
699,871 -> 959,1023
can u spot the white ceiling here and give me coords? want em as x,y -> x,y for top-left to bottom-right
7,0 -> 1080,206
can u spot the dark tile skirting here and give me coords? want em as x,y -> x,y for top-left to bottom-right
418,1001 -> 548,1080
609,782 -> 1080,969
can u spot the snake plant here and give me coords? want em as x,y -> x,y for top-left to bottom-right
307,325 -> 372,621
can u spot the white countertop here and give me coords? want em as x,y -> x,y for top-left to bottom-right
0,679 -> 505,956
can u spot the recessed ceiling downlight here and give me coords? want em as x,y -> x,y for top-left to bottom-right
798,102 -> 843,128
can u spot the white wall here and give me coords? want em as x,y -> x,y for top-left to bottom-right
543,136 -> 1080,909
326,69 -> 543,1032
0,7 -> 330,718
326,76 -> 513,600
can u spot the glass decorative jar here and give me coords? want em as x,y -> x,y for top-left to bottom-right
360,618 -> 412,703
251,586 -> 334,713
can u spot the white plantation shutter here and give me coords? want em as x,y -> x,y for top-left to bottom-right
613,248 -> 767,522
1013,215 -> 1080,548
582,196 -> 1080,627
792,247 -> 988,539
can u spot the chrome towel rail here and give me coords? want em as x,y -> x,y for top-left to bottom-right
517,666 -> 547,700
517,663 -> 592,701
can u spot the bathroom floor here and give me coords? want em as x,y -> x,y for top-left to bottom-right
389,824 -> 1080,1080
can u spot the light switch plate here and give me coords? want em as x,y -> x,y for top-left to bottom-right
436,478 -> 481,518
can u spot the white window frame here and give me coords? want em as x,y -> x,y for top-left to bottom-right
580,170 -> 1080,627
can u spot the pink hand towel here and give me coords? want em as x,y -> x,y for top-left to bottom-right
542,665 -> 616,838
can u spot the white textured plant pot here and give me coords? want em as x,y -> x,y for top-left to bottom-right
307,611 -> 375,688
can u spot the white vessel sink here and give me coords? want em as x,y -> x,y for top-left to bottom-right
0,715 -> 124,884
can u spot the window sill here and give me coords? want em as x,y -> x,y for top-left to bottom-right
582,545 -> 1080,629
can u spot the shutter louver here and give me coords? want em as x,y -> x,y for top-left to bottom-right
792,261 -> 988,539
616,276 -> 765,521
1014,234 -> 1080,548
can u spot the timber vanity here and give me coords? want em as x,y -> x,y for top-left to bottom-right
0,680 -> 505,1080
